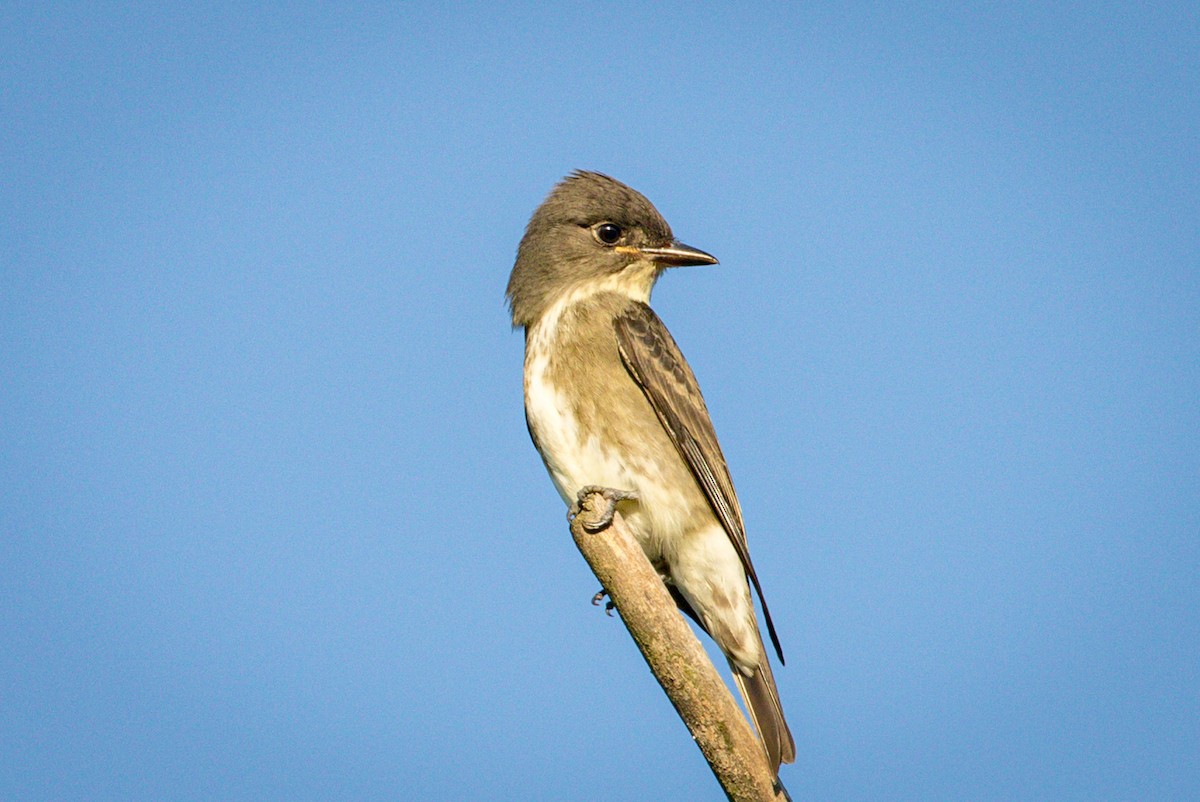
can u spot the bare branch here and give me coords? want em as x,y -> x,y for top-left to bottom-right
570,490 -> 788,802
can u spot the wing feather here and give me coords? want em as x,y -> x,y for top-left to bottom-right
614,302 -> 785,664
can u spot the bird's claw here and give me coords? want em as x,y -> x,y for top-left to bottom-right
569,485 -> 638,532
591,589 -> 616,616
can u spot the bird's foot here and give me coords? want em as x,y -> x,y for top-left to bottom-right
569,485 -> 638,532
591,589 -> 616,616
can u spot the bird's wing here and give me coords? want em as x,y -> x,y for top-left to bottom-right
614,302 -> 784,664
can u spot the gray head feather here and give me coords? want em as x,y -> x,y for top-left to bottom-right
506,171 -> 675,327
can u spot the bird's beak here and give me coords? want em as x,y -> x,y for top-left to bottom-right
618,241 -> 719,267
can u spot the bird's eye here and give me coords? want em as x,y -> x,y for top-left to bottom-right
593,222 -> 623,245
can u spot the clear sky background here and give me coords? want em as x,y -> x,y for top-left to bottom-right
3,3 -> 1197,800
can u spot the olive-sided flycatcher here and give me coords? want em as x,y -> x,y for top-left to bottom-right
506,171 -> 795,772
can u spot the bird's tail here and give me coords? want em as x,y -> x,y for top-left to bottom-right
730,632 -> 795,773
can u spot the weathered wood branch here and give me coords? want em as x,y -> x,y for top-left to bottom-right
570,490 -> 787,802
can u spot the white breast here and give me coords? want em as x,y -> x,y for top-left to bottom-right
524,340 -> 634,506
521,286 -> 705,564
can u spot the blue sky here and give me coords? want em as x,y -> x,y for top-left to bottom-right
3,3 -> 1197,799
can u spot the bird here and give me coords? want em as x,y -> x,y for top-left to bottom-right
506,170 -> 795,772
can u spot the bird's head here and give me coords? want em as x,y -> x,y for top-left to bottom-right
507,171 -> 717,327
